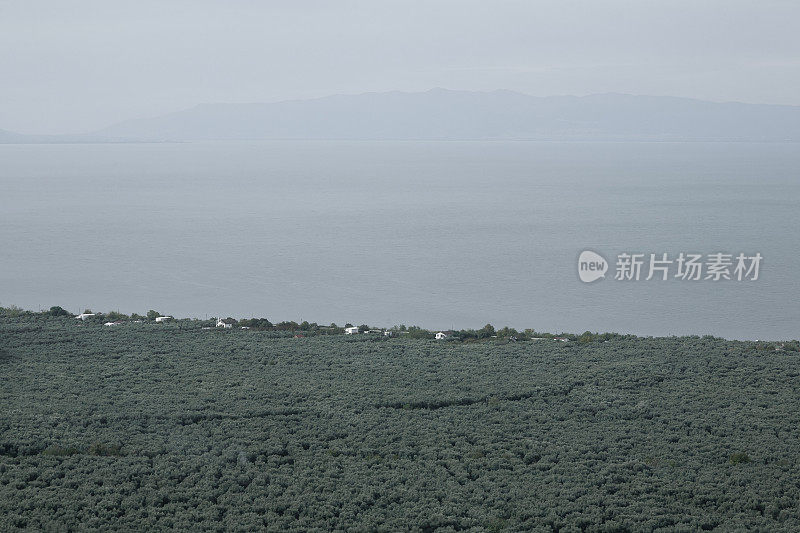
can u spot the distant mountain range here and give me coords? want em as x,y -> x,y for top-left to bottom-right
0,128 -> 114,144
5,89 -> 800,142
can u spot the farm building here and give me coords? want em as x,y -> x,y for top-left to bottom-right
216,318 -> 236,329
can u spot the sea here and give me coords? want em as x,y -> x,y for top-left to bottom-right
1,140 -> 798,340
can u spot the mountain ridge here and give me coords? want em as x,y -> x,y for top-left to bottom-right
4,90 -> 800,143
90,89 -> 800,142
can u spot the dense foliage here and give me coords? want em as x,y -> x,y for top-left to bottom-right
1,314 -> 799,531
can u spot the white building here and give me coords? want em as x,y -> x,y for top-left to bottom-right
155,316 -> 173,322
216,318 -> 235,329
435,331 -> 452,340
344,326 -> 359,335
75,313 -> 96,320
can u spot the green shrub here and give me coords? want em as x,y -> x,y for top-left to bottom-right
729,452 -> 751,464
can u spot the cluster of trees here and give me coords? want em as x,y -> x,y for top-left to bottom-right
1,315 -> 799,530
0,306 -> 169,322
0,305 -> 796,350
750,340 -> 800,352
392,325 -> 629,343
236,319 -> 361,335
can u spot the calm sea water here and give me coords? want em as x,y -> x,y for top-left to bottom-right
1,141 -> 798,340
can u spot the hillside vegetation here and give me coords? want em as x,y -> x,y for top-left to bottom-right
1,315 -> 799,530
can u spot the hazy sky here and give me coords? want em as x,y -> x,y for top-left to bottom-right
2,0 -> 799,134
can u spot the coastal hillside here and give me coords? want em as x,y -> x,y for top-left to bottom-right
1,314 -> 798,530
0,129 -> 27,143
95,89 -> 800,142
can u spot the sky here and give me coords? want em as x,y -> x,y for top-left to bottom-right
2,0 -> 799,134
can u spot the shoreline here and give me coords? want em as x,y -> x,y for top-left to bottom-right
1,305 -> 798,346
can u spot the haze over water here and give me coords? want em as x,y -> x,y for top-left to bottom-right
1,140 -> 797,340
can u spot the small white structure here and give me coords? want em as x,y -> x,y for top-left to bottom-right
216,318 -> 235,329
104,321 -> 123,327
344,326 -> 359,335
383,330 -> 395,337
155,316 -> 173,323
76,313 -> 96,320
435,331 -> 451,340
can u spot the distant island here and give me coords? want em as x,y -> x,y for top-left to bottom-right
4,89 -> 800,143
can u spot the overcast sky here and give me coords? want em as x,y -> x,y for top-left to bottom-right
2,0 -> 799,134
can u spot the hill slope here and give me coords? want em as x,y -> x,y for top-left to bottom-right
96,89 -> 800,142
2,315 -> 799,530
